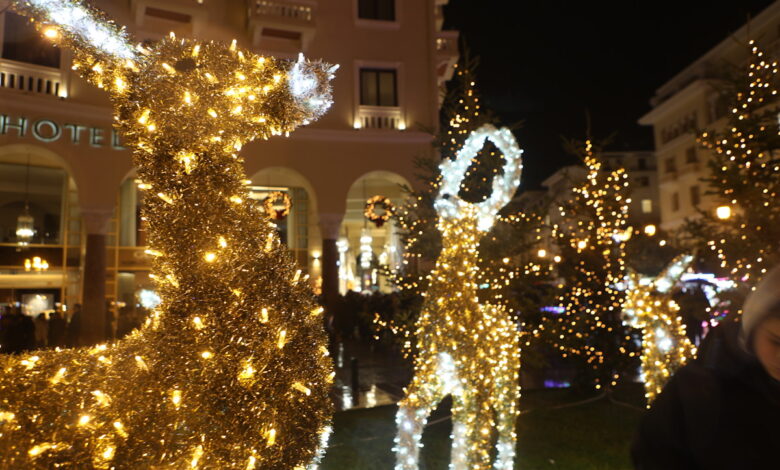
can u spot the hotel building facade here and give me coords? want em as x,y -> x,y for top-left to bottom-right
0,0 -> 458,341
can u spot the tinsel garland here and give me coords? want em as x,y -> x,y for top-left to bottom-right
0,1 -> 336,468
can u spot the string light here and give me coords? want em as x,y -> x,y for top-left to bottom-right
1,1 -> 336,468
540,140 -> 637,389
394,124 -> 523,470
695,39 -> 780,287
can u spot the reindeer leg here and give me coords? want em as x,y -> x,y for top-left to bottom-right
394,375 -> 443,470
450,388 -> 496,470
492,375 -> 519,470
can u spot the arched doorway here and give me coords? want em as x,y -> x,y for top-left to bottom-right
0,144 -> 81,318
248,167 -> 320,286
340,171 -> 411,293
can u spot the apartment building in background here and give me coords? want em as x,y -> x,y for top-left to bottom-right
639,1 -> 780,232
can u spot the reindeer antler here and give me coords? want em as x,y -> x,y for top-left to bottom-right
435,124 -> 523,232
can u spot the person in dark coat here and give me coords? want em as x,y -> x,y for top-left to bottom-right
632,266 -> 780,469
0,306 -> 13,354
18,310 -> 36,352
66,303 -> 83,347
48,309 -> 67,348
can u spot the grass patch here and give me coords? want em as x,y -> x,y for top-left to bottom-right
320,385 -> 645,470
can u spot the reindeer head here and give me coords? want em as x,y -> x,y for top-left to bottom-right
16,0 -> 336,155
434,124 -> 524,232
622,254 -> 694,329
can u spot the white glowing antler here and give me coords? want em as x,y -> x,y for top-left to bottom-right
653,254 -> 694,293
434,124 -> 524,231
16,0 -> 137,60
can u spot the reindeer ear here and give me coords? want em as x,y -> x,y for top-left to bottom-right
12,0 -> 138,92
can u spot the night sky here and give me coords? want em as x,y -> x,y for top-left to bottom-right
443,0 -> 776,189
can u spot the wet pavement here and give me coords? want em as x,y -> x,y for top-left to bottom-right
330,340 -> 412,411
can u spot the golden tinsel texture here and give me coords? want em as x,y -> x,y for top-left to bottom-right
2,1 -> 336,468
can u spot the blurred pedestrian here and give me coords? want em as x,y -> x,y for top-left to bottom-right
18,308 -> 35,352
48,309 -> 67,348
66,303 -> 82,347
632,266 -> 780,469
34,313 -> 48,348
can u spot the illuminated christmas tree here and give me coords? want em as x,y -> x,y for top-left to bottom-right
0,1 -> 335,468
541,139 -> 637,390
688,39 -> 780,289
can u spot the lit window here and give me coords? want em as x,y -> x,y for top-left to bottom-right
641,199 -> 653,213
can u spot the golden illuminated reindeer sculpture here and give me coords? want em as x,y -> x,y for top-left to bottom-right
0,1 -> 337,468
622,254 -> 698,405
394,125 -> 524,470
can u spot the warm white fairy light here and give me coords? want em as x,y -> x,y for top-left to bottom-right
622,254 -> 697,405
394,125 -> 523,470
24,0 -> 137,59
2,1 -> 336,468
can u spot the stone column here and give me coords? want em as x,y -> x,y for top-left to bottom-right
80,208 -> 112,346
318,213 -> 343,316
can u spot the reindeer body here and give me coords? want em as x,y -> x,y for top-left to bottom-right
394,125 -> 523,470
0,2 -> 336,468
622,255 -> 698,405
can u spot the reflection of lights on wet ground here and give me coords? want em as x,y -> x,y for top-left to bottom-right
341,385 -> 352,410
366,384 -> 377,408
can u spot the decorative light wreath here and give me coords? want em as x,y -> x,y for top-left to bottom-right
263,191 -> 292,221
364,195 -> 395,227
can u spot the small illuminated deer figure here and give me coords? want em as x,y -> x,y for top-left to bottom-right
394,124 -> 523,470
622,254 -> 698,405
0,1 -> 337,469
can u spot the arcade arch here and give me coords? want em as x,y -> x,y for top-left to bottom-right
248,167 -> 321,279
339,171 -> 412,293
0,143 -> 81,313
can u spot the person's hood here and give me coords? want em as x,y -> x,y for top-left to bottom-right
740,265 -> 780,352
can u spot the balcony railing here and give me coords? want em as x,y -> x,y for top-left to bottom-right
436,30 -> 459,54
254,0 -> 313,22
356,106 -> 403,130
0,59 -> 64,98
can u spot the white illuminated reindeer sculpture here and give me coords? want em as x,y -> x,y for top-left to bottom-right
394,124 -> 524,470
622,254 -> 698,405
0,1 -> 337,469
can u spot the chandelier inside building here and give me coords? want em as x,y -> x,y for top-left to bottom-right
16,155 -> 34,246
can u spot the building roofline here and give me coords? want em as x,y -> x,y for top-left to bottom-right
648,0 -> 780,108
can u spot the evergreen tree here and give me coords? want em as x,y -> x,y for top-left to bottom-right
540,139 -> 638,390
686,39 -> 780,290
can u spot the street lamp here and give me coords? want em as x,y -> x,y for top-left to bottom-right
644,224 -> 657,236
